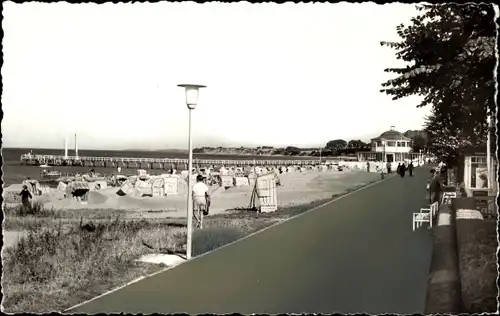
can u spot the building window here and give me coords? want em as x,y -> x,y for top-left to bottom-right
387,141 -> 395,147
376,141 -> 382,147
397,142 -> 406,147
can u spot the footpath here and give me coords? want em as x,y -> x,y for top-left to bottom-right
68,170 -> 432,314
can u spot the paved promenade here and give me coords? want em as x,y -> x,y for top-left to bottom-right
68,169 -> 432,314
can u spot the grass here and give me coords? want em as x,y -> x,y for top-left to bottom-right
458,220 -> 498,313
3,201 -> 56,218
1,216 -> 181,313
1,179 -> 377,313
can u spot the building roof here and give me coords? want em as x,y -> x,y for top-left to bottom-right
371,129 -> 411,141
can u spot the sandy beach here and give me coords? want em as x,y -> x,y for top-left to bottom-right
16,169 -> 380,219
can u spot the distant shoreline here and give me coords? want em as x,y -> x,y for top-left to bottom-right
2,147 -> 320,163
4,147 -> 316,156
193,152 -> 318,158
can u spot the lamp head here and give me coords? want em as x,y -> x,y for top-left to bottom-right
177,84 -> 207,110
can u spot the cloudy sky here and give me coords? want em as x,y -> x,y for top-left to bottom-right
2,2 -> 430,150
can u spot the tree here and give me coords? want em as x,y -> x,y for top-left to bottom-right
284,146 -> 301,156
380,4 -> 496,164
347,140 -> 367,149
326,139 -> 347,152
411,134 -> 427,152
424,109 -> 488,167
403,130 -> 427,140
403,130 -> 428,152
274,148 -> 285,155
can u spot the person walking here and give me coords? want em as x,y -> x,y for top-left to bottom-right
366,162 -> 370,172
192,175 -> 211,229
386,161 -> 392,174
396,163 -> 401,175
19,185 -> 33,215
399,163 -> 406,178
408,162 -> 414,177
429,169 -> 444,205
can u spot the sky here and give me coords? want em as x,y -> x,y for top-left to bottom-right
2,2 -> 431,150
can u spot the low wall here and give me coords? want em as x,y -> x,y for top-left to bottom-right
424,193 -> 497,313
424,203 -> 461,314
340,161 -> 425,173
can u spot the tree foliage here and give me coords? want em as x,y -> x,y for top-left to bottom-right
347,140 -> 367,149
424,108 -> 492,165
403,130 -> 428,152
380,4 -> 497,164
326,139 -> 347,151
284,146 -> 301,156
410,134 -> 427,152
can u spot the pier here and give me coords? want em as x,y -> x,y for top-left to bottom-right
20,154 -> 322,169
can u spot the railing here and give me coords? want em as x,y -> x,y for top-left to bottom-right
20,154 -> 318,166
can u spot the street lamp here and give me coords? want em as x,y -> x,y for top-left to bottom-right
178,84 -> 206,260
486,113 -> 492,191
381,139 -> 386,178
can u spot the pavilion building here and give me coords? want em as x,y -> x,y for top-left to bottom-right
357,126 -> 421,162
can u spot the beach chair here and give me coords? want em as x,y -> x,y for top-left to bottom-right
413,208 -> 432,231
441,192 -> 457,205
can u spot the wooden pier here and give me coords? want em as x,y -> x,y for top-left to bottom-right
20,154 -> 322,170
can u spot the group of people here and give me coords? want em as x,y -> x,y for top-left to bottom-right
396,162 -> 414,177
382,161 -> 415,177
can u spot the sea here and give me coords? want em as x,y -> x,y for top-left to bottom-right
1,147 -> 313,186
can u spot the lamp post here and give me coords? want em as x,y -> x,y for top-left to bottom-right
381,139 -> 386,178
400,135 -> 403,163
178,84 -> 206,260
486,113 -> 492,191
419,149 -> 423,166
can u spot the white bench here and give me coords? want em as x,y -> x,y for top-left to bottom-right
413,208 -> 432,231
441,192 -> 457,205
412,202 -> 439,231
430,202 -> 439,218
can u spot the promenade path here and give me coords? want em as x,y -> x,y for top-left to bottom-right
68,169 -> 433,314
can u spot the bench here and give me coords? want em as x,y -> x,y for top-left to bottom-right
413,191 -> 456,231
430,201 -> 439,218
413,199 -> 439,231
413,208 -> 432,231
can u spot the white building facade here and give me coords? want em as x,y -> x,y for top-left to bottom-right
357,126 -> 421,162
